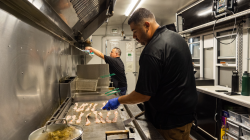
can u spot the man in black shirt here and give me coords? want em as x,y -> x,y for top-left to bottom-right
85,47 -> 127,95
102,8 -> 198,140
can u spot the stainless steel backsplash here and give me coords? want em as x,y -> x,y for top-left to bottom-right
0,9 -> 81,140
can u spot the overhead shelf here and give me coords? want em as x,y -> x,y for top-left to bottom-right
218,56 -> 236,59
179,9 -> 250,34
188,41 -> 200,45
216,64 -> 237,67
193,64 -> 200,67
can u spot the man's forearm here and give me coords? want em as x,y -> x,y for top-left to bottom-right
90,47 -> 104,59
118,90 -> 151,104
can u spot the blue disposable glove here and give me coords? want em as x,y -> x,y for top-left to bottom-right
102,97 -> 120,110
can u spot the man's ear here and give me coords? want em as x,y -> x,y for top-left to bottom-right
144,21 -> 150,29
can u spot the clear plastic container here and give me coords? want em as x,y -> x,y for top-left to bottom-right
242,128 -> 250,140
229,110 -> 241,123
241,114 -> 250,128
228,121 -> 240,136
227,133 -> 238,140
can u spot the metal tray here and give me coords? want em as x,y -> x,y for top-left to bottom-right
65,101 -> 128,140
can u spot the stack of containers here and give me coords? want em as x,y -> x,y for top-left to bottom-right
227,133 -> 238,140
226,110 -> 250,139
241,114 -> 250,140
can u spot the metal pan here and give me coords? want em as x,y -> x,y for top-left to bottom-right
28,118 -> 83,140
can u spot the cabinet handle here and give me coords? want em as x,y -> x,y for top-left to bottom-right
214,113 -> 217,122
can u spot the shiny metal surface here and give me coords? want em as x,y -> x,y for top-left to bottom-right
66,101 -> 127,140
45,0 -> 79,28
0,0 -> 75,42
73,91 -> 117,102
55,96 -> 142,140
125,104 -> 165,140
29,121 -> 83,140
76,78 -> 98,91
1,0 -> 116,42
0,9 -> 81,140
80,8 -> 108,41
71,0 -> 112,41
60,77 -> 76,104
77,64 -> 110,87
47,96 -> 142,140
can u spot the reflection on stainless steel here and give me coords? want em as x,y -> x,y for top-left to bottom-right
1,0 -> 116,43
0,0 -> 75,42
45,0 -> 79,28
77,64 -> 110,87
0,9 -> 81,140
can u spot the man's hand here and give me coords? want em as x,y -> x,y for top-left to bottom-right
85,46 -> 104,59
102,97 -> 120,110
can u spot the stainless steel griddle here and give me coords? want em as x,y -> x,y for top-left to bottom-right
51,64 -> 164,140
66,101 -> 127,140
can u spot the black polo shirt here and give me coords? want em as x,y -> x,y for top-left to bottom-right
104,56 -> 127,88
135,26 -> 198,129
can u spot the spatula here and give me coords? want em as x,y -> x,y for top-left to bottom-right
123,111 -> 145,125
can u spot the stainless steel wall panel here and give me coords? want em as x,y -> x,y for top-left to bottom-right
0,9 -> 80,140
72,55 -> 80,75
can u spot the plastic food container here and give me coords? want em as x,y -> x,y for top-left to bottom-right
228,110 -> 242,123
241,114 -> 250,128
228,121 -> 240,136
227,133 -> 238,140
242,128 -> 250,140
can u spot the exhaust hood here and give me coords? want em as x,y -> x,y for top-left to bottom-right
0,0 -> 117,43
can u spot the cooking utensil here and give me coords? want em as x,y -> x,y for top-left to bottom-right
123,111 -> 145,125
107,90 -> 121,96
105,88 -> 119,94
100,73 -> 116,79
28,118 -> 83,140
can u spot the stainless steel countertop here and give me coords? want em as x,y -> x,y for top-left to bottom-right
197,86 -> 250,108
195,77 -> 214,81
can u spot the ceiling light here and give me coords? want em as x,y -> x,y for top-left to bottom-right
130,0 -> 144,15
125,0 -> 141,16
198,9 -> 212,16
